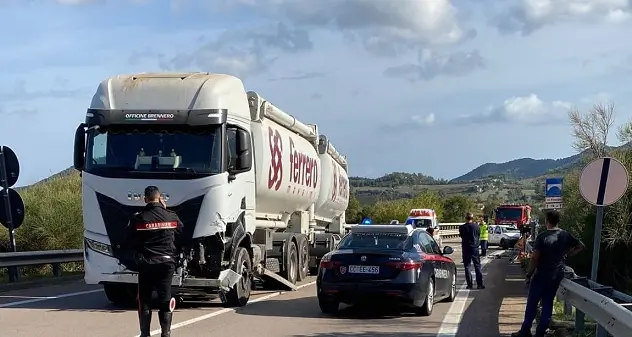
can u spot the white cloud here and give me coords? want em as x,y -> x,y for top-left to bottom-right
412,113 -> 436,126
494,0 -> 632,33
218,0 -> 474,55
457,94 -> 572,125
381,113 -> 436,132
384,48 -> 485,81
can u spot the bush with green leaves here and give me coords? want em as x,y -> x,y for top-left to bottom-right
0,171 -> 83,252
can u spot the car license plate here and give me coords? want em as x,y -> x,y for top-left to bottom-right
349,265 -> 379,274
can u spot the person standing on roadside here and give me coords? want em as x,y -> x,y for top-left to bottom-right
459,212 -> 485,289
511,210 -> 585,337
125,186 -> 184,337
479,215 -> 489,256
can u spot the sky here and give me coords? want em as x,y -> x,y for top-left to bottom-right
2,0 -> 632,186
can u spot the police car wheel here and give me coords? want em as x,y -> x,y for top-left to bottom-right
447,271 -> 457,302
318,295 -> 339,314
417,278 -> 434,316
225,247 -> 252,307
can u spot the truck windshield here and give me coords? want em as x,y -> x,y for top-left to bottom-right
496,208 -> 522,220
85,125 -> 222,179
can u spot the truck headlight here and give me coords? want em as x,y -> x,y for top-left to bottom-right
85,238 -> 113,256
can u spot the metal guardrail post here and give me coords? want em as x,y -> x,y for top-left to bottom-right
564,300 -> 572,315
575,310 -> 585,332
52,263 -> 62,277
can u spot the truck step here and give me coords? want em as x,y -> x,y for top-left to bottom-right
258,268 -> 298,291
180,269 -> 242,291
265,258 -> 281,273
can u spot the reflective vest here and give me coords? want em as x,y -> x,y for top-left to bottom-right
479,223 -> 489,240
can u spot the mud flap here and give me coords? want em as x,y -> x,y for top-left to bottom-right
217,268 -> 243,303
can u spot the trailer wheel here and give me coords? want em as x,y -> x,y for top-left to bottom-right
297,237 -> 309,281
281,241 -> 298,285
225,247 -> 252,307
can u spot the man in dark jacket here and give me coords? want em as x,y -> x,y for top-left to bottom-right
459,212 -> 485,289
125,186 -> 184,337
512,210 -> 584,337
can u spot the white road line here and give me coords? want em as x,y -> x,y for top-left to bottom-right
436,250 -> 505,337
134,281 -> 317,337
0,289 -> 103,308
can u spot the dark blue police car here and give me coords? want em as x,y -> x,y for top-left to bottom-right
316,224 -> 457,316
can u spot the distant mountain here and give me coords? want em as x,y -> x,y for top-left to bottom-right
450,155 -> 582,182
452,142 -> 632,182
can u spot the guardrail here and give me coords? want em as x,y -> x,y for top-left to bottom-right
437,223 -> 460,238
556,268 -> 632,337
0,249 -> 84,283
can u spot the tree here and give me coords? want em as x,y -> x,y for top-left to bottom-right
345,194 -> 363,223
441,195 -> 477,222
568,103 -> 615,159
366,190 -> 444,224
563,102 -> 632,290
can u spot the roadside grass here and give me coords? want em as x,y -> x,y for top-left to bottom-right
0,171 -> 84,283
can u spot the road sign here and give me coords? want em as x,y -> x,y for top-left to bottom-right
579,157 -> 629,207
0,188 -> 24,230
545,178 -> 563,197
0,145 -> 23,282
578,156 -> 630,300
544,202 -> 563,210
545,197 -> 563,203
0,146 -> 19,188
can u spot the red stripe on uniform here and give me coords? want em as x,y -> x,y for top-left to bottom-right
135,221 -> 178,230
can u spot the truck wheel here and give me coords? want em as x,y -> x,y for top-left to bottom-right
281,241 -> 298,285
103,283 -> 137,307
297,238 -> 309,281
225,247 -> 252,307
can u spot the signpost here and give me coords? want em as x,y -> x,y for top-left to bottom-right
545,177 -> 563,209
579,157 -> 629,337
0,145 -> 25,282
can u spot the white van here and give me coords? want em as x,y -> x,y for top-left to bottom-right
405,209 -> 442,246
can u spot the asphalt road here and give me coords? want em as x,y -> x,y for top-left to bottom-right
0,242 -> 515,337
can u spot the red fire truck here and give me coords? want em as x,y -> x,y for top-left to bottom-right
494,204 -> 532,233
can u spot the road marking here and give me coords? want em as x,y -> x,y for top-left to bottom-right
0,289 -> 103,308
436,250 -> 506,337
135,281 -> 317,337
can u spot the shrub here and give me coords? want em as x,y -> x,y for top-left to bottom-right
0,171 -> 83,252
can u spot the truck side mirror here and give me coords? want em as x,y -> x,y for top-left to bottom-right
234,129 -> 252,172
73,124 -> 86,171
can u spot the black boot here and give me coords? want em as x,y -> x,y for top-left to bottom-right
158,311 -> 173,337
138,309 -> 152,337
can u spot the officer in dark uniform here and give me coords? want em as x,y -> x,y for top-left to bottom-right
458,212 -> 485,289
125,186 -> 183,337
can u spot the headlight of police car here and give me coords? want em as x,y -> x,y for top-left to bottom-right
84,238 -> 113,256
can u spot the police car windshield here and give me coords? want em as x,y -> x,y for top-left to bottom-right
85,125 -> 221,179
405,218 -> 432,228
338,232 -> 410,250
